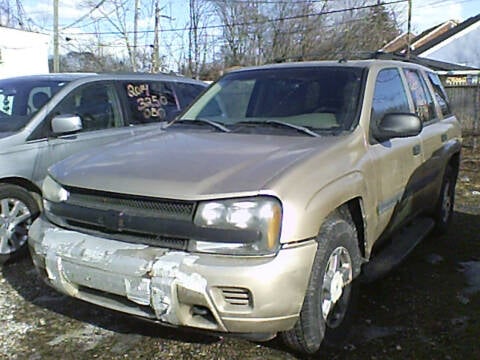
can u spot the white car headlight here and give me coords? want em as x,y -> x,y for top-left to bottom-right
192,196 -> 282,255
42,175 -> 69,203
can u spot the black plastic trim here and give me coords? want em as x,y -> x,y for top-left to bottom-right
48,201 -> 260,244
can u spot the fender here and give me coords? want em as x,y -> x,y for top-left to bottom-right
281,171 -> 374,255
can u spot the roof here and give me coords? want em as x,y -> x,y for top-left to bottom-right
412,13 -> 480,55
0,73 -> 94,83
0,72 -> 207,86
224,58 -> 438,75
0,25 -> 48,37
381,32 -> 415,53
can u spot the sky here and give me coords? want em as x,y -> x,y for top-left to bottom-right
409,0 -> 480,32
16,0 -> 480,69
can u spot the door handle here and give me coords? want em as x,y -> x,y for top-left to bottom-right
412,144 -> 421,156
441,133 -> 448,142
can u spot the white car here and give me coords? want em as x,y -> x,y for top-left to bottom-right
0,73 -> 206,263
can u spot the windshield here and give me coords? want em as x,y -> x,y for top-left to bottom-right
180,66 -> 364,135
0,78 -> 70,132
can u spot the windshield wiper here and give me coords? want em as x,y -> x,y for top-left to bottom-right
234,120 -> 319,137
165,118 -> 230,133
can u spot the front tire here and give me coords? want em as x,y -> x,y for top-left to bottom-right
0,184 -> 40,265
281,207 -> 362,354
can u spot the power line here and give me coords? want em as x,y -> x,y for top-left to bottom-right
61,13 -> 375,47
63,0 -> 407,36
61,0 -> 107,30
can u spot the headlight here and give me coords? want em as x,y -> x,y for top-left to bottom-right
42,175 -> 69,203
191,196 -> 282,255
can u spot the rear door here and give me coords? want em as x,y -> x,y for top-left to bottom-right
402,69 -> 449,210
419,71 -> 459,204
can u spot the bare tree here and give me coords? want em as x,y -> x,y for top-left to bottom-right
78,0 -> 160,71
187,0 -> 213,79
0,0 -> 30,29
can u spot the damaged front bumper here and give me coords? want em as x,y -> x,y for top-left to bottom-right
28,216 -> 317,335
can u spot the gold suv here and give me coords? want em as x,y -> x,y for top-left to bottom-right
29,60 -> 461,354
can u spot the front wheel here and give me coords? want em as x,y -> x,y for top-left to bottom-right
0,184 -> 40,265
281,207 -> 362,354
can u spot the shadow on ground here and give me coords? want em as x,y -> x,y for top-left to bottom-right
1,210 -> 479,359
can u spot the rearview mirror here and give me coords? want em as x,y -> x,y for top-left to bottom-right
372,113 -> 422,142
51,114 -> 83,135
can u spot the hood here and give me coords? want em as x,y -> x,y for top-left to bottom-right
51,130 -> 339,199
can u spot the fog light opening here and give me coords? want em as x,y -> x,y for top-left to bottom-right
191,305 -> 215,323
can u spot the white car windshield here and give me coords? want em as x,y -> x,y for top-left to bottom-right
0,78 -> 69,132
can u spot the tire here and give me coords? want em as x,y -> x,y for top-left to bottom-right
281,207 -> 362,354
0,184 -> 40,265
433,165 -> 456,234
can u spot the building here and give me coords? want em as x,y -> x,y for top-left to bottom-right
382,14 -> 480,70
381,15 -> 480,139
0,26 -> 50,78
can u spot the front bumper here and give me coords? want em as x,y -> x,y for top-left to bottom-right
29,216 -> 317,334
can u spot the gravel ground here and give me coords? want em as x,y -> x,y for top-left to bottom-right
1,153 -> 479,360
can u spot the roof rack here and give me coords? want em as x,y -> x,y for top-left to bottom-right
365,51 -> 477,71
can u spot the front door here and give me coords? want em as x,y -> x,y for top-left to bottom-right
368,68 -> 424,240
32,81 -> 136,184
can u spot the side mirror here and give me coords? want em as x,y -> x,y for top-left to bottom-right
51,114 -> 83,135
372,113 -> 422,142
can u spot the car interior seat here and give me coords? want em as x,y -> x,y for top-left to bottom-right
77,86 -> 114,130
32,92 -> 50,111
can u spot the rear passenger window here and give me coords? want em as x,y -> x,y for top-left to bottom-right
122,81 -> 179,124
404,69 -> 436,122
371,68 -> 410,126
427,72 -> 451,117
174,82 -> 205,108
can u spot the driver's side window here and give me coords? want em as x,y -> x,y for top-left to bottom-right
52,82 -> 123,132
371,68 -> 410,127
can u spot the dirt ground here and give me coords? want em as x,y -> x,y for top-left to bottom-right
1,147 -> 479,360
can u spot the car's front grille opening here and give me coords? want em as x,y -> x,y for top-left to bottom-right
64,219 -> 189,250
78,286 -> 157,319
219,287 -> 252,307
48,187 -> 197,250
67,187 -> 196,221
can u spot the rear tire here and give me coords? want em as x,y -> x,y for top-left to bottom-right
281,207 -> 362,354
0,184 -> 40,265
433,165 -> 456,234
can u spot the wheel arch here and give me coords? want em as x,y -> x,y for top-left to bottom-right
0,177 -> 43,207
345,198 -> 367,259
303,172 -> 370,259
448,151 -> 460,177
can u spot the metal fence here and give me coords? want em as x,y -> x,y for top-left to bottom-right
440,73 -> 480,150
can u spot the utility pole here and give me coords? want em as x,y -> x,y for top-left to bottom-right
133,0 -> 139,71
53,0 -> 59,72
407,0 -> 412,59
152,0 -> 160,73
